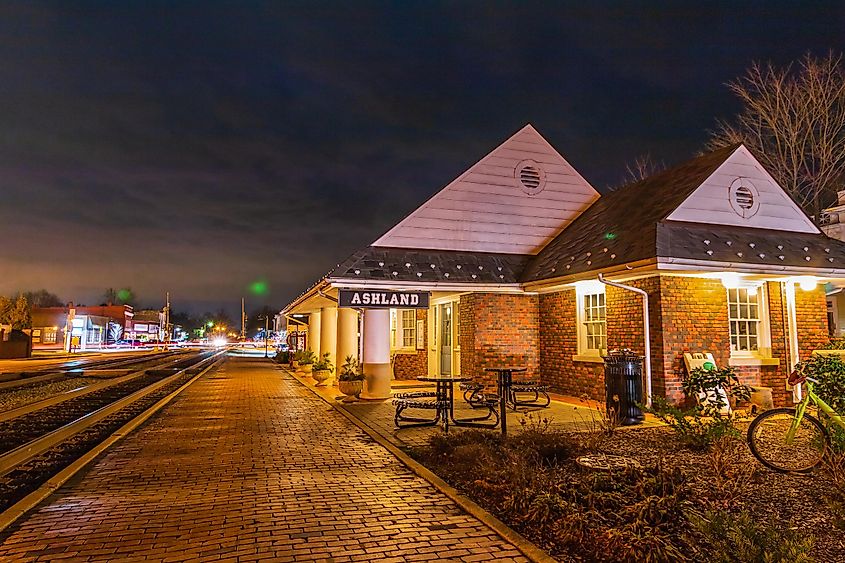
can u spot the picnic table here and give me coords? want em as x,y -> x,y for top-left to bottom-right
393,375 -> 498,432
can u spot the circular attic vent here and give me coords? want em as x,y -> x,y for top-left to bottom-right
514,160 -> 547,195
728,177 -> 760,219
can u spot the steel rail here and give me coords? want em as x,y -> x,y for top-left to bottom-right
0,352 -> 195,423
0,350 -> 181,392
0,350 -> 225,477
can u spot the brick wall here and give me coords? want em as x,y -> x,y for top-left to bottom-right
796,286 -> 829,357
392,309 -> 428,379
538,290 -> 604,399
460,293 -> 539,389
606,277 -> 665,398
657,276 -> 731,403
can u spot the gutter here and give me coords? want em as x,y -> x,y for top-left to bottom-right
597,273 -> 652,407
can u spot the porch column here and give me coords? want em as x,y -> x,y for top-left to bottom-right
320,306 -> 337,366
307,311 -> 321,356
360,308 -> 391,399
336,308 -> 359,368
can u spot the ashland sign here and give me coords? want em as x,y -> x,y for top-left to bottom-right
338,289 -> 430,309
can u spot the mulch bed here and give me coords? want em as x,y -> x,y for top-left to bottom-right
410,422 -> 845,562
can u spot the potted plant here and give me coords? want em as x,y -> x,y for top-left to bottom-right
311,352 -> 334,386
337,355 -> 365,402
274,350 -> 291,365
297,349 -> 315,374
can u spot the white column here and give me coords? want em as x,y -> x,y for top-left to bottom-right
360,308 -> 391,399
308,311 -> 321,356
320,306 -> 337,366
336,308 -> 359,368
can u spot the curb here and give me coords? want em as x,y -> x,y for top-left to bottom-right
0,356 -> 227,533
280,365 -> 556,563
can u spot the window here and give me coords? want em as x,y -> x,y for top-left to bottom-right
391,309 -> 417,350
401,310 -> 416,348
42,329 -> 57,344
576,284 -> 607,357
727,287 -> 761,352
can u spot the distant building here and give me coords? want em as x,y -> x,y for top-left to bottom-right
125,309 -> 165,342
31,304 -> 133,350
821,190 -> 845,337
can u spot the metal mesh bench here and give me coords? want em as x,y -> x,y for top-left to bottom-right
458,382 -> 487,407
393,392 -> 448,427
509,382 -> 551,409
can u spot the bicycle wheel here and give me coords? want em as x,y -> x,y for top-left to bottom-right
747,407 -> 828,473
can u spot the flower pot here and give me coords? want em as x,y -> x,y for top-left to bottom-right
312,369 -> 332,386
291,360 -> 300,370
300,363 -> 313,375
338,379 -> 363,401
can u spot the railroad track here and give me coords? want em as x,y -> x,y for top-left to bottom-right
0,350 -> 183,393
0,350 -> 226,522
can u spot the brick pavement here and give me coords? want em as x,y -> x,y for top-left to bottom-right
0,357 -> 528,562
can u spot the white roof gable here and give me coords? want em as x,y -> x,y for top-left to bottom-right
372,124 -> 600,255
666,145 -> 819,234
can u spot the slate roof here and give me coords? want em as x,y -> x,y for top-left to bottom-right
520,144 -> 741,282
290,143 -> 845,307
657,222 -> 845,270
329,246 -> 531,284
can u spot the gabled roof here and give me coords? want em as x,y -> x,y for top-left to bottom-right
522,143 -> 845,283
330,247 -> 531,285
521,144 -> 740,282
373,124 -> 599,255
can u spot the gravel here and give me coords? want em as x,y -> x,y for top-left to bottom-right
0,378 -> 93,413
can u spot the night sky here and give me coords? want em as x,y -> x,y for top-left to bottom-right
1,2 -> 843,315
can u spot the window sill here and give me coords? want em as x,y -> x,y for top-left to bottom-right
728,356 -> 780,367
572,354 -> 604,364
391,348 -> 419,355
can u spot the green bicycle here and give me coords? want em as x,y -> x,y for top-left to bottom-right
747,366 -> 845,473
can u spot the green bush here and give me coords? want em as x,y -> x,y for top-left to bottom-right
274,350 -> 291,364
797,353 -> 845,415
645,397 -> 742,451
691,510 -> 815,562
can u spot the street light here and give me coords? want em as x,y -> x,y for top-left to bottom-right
256,315 -> 270,358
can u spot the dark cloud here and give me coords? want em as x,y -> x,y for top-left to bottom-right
0,1 -> 843,313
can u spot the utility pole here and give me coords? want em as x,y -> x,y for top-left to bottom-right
164,292 -> 170,350
241,297 -> 246,342
264,315 -> 269,358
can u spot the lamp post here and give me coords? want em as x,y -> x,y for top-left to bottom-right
258,315 -> 269,358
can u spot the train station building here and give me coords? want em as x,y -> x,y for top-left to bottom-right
282,125 -> 843,406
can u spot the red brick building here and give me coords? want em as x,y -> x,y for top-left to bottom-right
283,125 -> 839,406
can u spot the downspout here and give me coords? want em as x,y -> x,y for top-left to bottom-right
598,273 -> 652,407
783,281 -> 802,402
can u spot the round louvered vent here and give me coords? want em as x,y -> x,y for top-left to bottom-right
514,160 -> 547,195
734,186 -> 754,209
728,178 -> 760,219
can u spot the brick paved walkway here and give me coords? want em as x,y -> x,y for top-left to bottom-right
0,357 -> 528,562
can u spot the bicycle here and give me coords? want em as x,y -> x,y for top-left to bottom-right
747,366 -> 845,473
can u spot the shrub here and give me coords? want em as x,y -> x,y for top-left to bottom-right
645,397 -> 742,451
311,352 -> 334,373
338,355 -> 365,381
274,350 -> 291,364
797,353 -> 845,415
690,510 -> 815,562
683,365 -> 751,411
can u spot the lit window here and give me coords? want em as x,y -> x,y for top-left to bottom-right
401,310 -> 416,348
577,284 -> 606,356
43,329 -> 57,344
727,287 -> 760,352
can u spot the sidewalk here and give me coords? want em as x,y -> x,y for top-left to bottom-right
0,357 -> 528,562
299,372 -> 661,450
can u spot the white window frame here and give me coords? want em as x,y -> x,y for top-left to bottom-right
576,284 -> 607,358
390,308 -> 417,352
727,283 -> 772,360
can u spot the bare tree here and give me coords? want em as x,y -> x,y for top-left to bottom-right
708,52 -> 845,221
624,153 -> 666,183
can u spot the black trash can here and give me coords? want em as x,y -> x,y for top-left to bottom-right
603,350 -> 645,426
